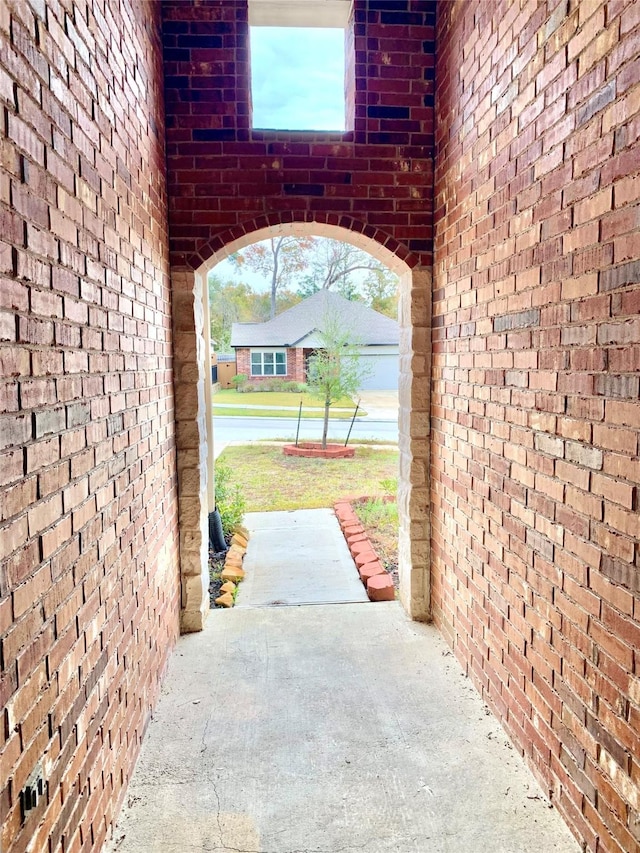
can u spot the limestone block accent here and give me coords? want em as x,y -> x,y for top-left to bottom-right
172,268 -> 211,634
181,573 -> 209,633
397,265 -> 432,622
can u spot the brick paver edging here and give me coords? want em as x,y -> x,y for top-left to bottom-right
214,527 -> 250,607
333,501 -> 395,601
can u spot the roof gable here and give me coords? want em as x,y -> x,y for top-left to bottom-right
230,290 -> 398,348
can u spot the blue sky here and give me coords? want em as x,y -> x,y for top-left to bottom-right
250,27 -> 345,131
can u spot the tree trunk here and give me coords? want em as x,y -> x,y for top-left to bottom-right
270,268 -> 277,319
322,396 -> 330,449
270,239 -> 279,319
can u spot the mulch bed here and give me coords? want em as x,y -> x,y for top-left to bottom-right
209,548 -> 228,607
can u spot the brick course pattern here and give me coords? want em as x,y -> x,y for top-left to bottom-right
2,1 -> 637,852
161,0 -> 436,268
0,2 -> 180,852
235,347 -> 305,383
162,0 -> 436,628
433,3 -> 640,852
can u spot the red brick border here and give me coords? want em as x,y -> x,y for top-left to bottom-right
284,443 -> 356,459
334,500 -> 395,601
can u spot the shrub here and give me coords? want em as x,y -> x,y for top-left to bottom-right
380,477 -> 398,495
215,459 -> 246,539
239,378 -> 307,393
356,497 -> 398,528
277,379 -> 307,392
232,373 -> 248,390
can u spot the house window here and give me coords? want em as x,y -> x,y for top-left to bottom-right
251,350 -> 287,376
248,1 -> 351,132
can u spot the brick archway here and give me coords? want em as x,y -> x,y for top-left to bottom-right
162,0 -> 437,632
174,218 -> 431,632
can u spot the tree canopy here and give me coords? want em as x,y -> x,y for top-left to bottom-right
208,276 -> 301,351
296,239 -> 398,312
228,236 -> 314,320
209,236 -> 399,349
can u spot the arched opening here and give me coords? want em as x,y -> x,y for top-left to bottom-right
173,220 -> 431,631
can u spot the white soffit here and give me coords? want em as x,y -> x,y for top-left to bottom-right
248,0 -> 353,28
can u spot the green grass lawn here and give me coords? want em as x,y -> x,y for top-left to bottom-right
214,407 -> 356,419
218,444 -> 398,511
213,388 -> 358,409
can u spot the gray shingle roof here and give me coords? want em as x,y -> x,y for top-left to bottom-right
230,290 -> 398,347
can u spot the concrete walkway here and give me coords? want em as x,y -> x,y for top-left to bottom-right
235,509 -> 368,607
106,603 -> 579,853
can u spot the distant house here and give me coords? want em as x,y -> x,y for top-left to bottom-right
230,290 -> 399,390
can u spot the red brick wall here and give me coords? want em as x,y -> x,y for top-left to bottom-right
0,2 -> 179,852
291,348 -> 305,383
433,2 -> 640,852
235,347 -> 303,383
162,0 -> 438,635
235,348 -> 251,379
161,0 -> 436,270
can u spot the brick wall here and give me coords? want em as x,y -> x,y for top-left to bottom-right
433,2 -> 640,851
235,348 -> 305,383
235,348 -> 250,380
0,2 -> 180,851
291,348 -> 305,384
163,0 -> 437,627
162,0 -> 436,268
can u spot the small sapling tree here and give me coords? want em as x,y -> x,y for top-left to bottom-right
306,312 -> 371,449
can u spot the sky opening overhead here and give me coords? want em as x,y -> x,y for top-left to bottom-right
250,26 -> 345,131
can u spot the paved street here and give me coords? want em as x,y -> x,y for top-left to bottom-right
213,414 -> 398,447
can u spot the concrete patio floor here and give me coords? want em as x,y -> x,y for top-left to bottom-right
105,602 -> 579,853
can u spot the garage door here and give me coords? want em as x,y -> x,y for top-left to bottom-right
357,354 -> 399,390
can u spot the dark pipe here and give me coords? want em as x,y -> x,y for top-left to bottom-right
344,401 -> 360,446
209,510 -> 227,553
295,399 -> 303,446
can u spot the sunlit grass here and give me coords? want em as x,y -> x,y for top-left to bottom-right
213,407 -> 356,419
218,445 -> 398,512
214,389 -> 358,409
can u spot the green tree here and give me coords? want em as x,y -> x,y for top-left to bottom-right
216,237 -> 399,330
229,236 -> 314,319
273,287 -> 303,315
296,238 -> 399,317
361,265 -> 399,318
208,276 -> 303,350
306,311 -> 371,449
208,276 -> 256,350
